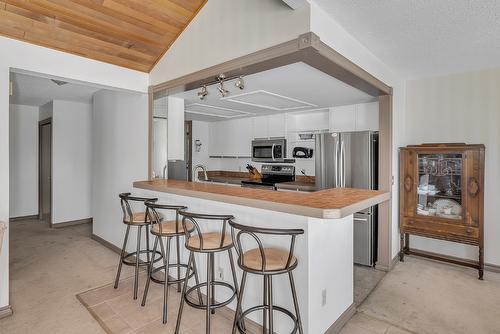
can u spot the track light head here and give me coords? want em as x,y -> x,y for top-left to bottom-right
234,76 -> 245,90
218,82 -> 229,97
197,85 -> 208,100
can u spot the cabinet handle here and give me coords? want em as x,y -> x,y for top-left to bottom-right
466,228 -> 473,234
408,220 -> 414,225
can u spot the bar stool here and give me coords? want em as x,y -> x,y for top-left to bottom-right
175,212 -> 241,334
229,221 -> 304,334
141,200 -> 202,324
114,193 -> 162,300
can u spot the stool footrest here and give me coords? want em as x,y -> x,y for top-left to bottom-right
237,304 -> 299,334
149,263 -> 194,285
122,250 -> 162,266
184,281 -> 236,310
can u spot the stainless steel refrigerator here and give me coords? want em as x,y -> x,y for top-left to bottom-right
315,131 -> 379,266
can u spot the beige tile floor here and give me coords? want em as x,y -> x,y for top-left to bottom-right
4,219 -> 497,334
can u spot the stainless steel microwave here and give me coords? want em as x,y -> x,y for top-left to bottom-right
251,138 -> 287,162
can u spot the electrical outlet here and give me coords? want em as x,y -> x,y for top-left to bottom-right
217,267 -> 224,280
321,289 -> 327,306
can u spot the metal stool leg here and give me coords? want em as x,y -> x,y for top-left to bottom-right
114,225 -> 130,289
176,235 -> 182,292
263,275 -> 268,334
289,272 -> 303,334
160,236 -> 171,324
133,226 -> 142,300
175,251 -> 193,334
268,275 -> 274,334
232,271 -> 247,334
146,225 -> 151,264
141,235 -> 159,306
192,254 -> 203,304
206,253 -> 212,334
228,249 -> 245,331
210,253 -> 216,315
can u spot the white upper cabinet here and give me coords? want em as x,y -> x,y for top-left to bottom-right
167,96 -> 185,160
252,114 -> 286,139
355,102 -> 379,131
209,117 -> 252,157
329,102 -> 379,132
329,105 -> 356,132
252,116 -> 269,139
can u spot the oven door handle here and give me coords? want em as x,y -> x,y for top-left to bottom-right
271,144 -> 276,161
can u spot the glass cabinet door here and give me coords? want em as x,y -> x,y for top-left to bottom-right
416,153 -> 463,220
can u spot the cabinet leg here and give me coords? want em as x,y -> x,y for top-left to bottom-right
399,233 -> 405,262
478,246 -> 484,280
404,233 -> 410,254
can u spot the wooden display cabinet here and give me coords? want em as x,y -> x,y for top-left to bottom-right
399,143 -> 485,279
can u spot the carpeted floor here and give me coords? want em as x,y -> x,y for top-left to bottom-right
357,256 -> 500,334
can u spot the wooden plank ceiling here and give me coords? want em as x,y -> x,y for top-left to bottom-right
0,0 -> 207,72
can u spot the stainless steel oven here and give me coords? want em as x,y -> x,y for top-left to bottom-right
251,138 -> 287,163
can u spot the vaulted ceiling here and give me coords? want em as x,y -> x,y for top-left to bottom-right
0,0 -> 207,72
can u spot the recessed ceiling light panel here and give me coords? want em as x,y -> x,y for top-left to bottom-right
222,90 -> 317,111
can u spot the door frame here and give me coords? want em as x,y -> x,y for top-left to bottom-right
38,118 -> 53,227
147,32 -> 394,270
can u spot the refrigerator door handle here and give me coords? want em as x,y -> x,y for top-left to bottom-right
340,139 -> 345,187
335,138 -> 340,187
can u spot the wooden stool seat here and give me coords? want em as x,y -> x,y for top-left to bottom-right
151,220 -> 194,235
242,247 -> 297,271
124,212 -> 159,225
187,232 -> 232,250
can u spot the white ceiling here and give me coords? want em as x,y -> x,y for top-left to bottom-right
170,62 -> 375,121
313,0 -> 500,79
10,72 -> 102,106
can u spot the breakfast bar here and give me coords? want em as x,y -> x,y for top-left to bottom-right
134,179 -> 389,333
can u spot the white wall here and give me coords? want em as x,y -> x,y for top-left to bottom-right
191,120 -> 210,170
150,0 -> 310,84
0,35 -> 148,309
404,66 -> 500,266
51,100 -> 92,224
39,101 -> 53,120
9,104 -> 39,218
91,90 -> 149,250
309,2 -> 406,260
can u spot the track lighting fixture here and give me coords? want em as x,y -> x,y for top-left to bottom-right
234,76 -> 245,90
197,85 -> 208,100
217,74 -> 229,97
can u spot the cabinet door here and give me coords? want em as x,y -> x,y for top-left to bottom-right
329,105 -> 356,132
224,118 -> 251,156
267,114 -> 286,138
463,149 -> 484,228
252,116 -> 269,139
400,149 -> 417,219
356,102 -> 379,131
234,118 -> 252,156
167,96 -> 185,160
208,121 -> 224,156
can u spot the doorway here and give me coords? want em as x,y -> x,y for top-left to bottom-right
168,120 -> 193,181
38,118 -> 52,226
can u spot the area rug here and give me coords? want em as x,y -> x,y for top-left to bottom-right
77,275 -> 244,334
358,256 -> 500,334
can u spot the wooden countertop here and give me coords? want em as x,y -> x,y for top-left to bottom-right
134,180 -> 390,219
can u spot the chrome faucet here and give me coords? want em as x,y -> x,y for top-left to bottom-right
193,164 -> 208,182
162,165 -> 167,179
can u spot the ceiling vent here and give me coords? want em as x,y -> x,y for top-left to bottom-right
222,90 -> 316,111
185,103 -> 254,119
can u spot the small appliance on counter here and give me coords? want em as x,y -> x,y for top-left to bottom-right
292,147 -> 313,159
241,164 -> 295,190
